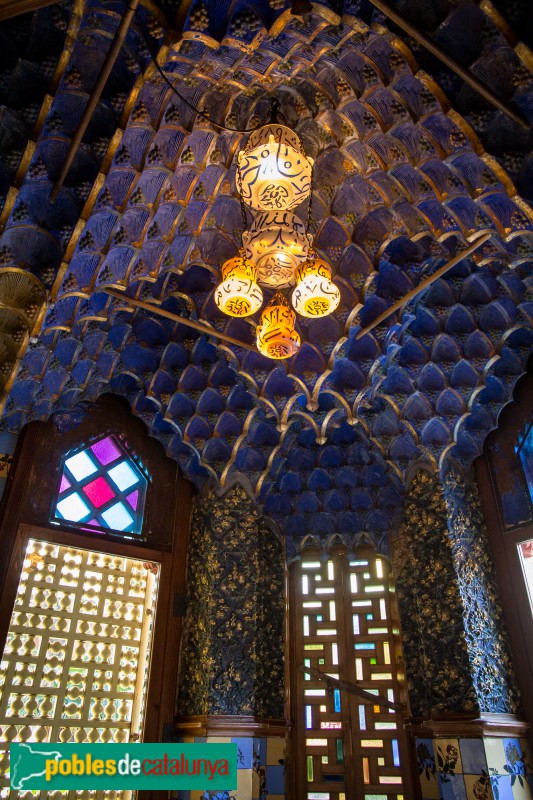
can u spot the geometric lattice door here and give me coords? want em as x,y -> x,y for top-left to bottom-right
290,547 -> 412,800
0,535 -> 160,799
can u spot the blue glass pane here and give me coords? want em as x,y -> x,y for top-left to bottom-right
107,461 -> 139,492
102,502 -> 134,531
334,689 -> 341,712
519,426 -> 533,502
56,493 -> 91,522
65,450 -> 98,482
392,738 -> 400,767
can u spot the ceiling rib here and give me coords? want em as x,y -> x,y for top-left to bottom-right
50,0 -> 142,201
355,233 -> 492,340
369,0 -> 530,129
103,288 -> 259,352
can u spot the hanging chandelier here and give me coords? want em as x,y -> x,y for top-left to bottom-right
214,122 -> 340,359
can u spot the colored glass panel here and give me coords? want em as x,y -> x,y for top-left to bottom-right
82,476 -> 115,509
108,461 -> 139,492
295,554 -> 408,799
102,502 -> 134,531
65,451 -> 98,482
56,493 -> 91,522
126,489 -> 139,510
91,436 -> 121,466
53,436 -> 147,536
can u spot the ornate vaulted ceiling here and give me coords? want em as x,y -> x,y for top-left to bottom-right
0,0 -> 532,550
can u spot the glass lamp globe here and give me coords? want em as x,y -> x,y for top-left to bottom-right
242,211 -> 312,289
291,256 -> 341,318
238,124 -> 313,212
214,253 -> 263,318
256,291 -> 301,359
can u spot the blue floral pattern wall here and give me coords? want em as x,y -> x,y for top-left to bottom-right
442,467 -> 519,714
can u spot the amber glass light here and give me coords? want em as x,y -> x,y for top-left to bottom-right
214,253 -> 263,318
291,256 -> 340,318
256,292 -> 300,359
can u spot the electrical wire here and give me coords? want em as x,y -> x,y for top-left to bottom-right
141,27 -> 270,134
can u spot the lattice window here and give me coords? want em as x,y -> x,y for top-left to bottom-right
291,548 -> 410,800
52,436 -> 148,535
0,537 -> 160,799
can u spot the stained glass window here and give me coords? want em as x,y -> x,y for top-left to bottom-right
517,423 -> 533,504
292,551 -> 411,799
52,436 -> 148,535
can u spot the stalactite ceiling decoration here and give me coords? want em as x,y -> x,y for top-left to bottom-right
0,0 -> 532,547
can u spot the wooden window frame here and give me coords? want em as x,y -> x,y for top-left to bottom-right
0,398 -> 192,799
476,370 -> 533,730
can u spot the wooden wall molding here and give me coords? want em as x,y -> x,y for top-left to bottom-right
406,713 -> 529,739
174,715 -> 289,739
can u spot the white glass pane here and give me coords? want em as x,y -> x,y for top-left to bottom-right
0,538 -> 160,799
56,492 -> 91,522
108,461 -> 139,492
102,502 -> 134,531
64,450 -> 98,482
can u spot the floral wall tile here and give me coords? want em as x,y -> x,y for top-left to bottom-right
392,471 -> 478,716
464,772 -> 494,800
435,739 -> 463,776
485,739 -> 507,772
177,486 -> 285,718
416,738 -> 439,799
490,774 -> 514,800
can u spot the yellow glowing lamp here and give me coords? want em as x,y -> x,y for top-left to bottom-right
238,124 -> 313,212
291,256 -> 341,318
215,253 -> 263,318
256,291 -> 301,359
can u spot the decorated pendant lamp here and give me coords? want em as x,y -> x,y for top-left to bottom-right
242,211 -> 312,289
214,252 -> 263,318
256,292 -> 300,359
237,124 -> 313,212
291,255 -> 341,318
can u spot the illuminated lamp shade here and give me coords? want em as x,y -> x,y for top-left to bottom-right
242,211 -> 312,289
238,124 -> 313,212
291,256 -> 341,318
256,291 -> 301,359
215,253 -> 263,317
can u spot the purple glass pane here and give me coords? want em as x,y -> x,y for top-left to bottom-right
126,490 -> 139,511
91,436 -> 121,466
87,518 -> 99,526
59,474 -> 71,494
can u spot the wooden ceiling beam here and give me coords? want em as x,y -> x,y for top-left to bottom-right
0,0 -> 59,21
